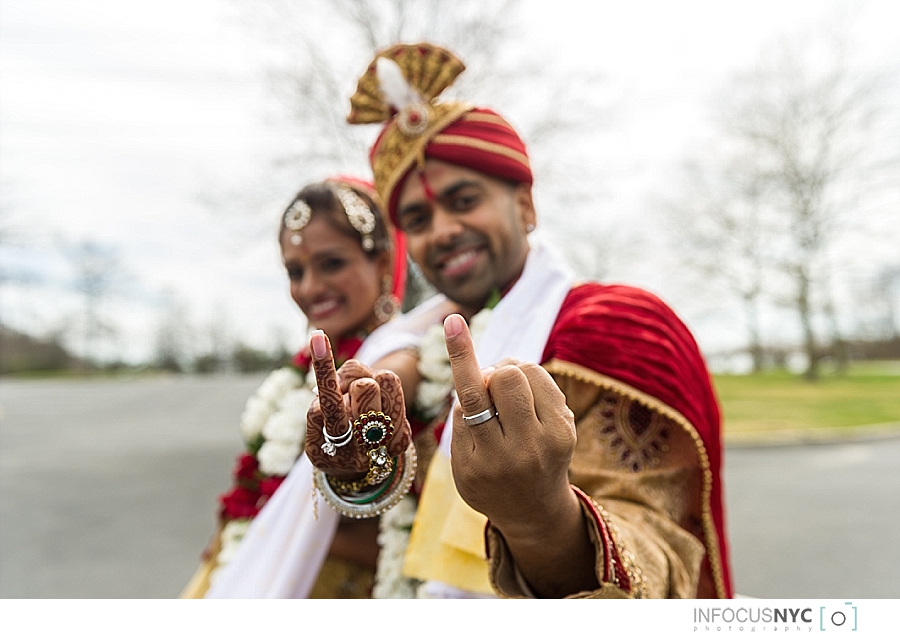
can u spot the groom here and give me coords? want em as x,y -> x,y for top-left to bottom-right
306,42 -> 732,599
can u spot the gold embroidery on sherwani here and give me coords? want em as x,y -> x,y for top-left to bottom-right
544,358 -> 727,599
594,392 -> 671,472
576,488 -> 648,598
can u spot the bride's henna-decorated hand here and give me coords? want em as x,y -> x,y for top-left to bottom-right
305,330 -> 410,478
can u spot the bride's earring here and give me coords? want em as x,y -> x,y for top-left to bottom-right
374,276 -> 400,323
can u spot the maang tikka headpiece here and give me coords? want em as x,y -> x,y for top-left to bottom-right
284,198 -> 312,233
282,185 -> 377,251
333,185 -> 377,251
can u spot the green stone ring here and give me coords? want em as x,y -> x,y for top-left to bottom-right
353,410 -> 394,449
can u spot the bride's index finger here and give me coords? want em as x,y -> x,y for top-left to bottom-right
310,329 -> 347,432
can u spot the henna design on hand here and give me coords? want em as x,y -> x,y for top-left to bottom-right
315,369 -> 346,434
338,359 -> 373,393
306,397 -> 368,475
304,331 -> 410,475
349,378 -> 382,417
374,370 -> 411,457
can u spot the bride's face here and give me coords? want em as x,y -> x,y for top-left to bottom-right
281,214 -> 389,342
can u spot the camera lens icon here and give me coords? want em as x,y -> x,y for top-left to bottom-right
819,603 -> 857,631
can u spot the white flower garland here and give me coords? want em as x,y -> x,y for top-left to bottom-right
209,518 -> 251,588
213,366 -> 317,581
240,367 -> 316,476
372,307 -> 493,598
372,495 -> 420,598
413,308 -> 493,417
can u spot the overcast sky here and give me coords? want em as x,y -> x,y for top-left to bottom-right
2,0 -> 898,365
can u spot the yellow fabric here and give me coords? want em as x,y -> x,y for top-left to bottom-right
178,527 -> 221,598
402,451 -> 494,595
178,557 -> 216,599
307,557 -> 375,599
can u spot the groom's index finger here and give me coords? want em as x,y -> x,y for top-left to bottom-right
310,329 -> 347,427
443,314 -> 491,417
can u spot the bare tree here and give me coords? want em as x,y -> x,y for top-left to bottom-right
152,290 -> 194,372
854,264 -> 900,340
875,265 -> 900,339
667,159 -> 773,372
68,240 -> 123,364
193,301 -> 234,373
0,182 -> 43,329
241,0 -> 578,172
702,32 -> 893,379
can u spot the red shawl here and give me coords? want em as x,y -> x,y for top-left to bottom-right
542,282 -> 733,598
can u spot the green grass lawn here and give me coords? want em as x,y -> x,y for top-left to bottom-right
713,363 -> 900,434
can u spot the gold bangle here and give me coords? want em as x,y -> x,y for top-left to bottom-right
314,444 -> 417,519
326,449 -> 394,494
326,473 -> 369,495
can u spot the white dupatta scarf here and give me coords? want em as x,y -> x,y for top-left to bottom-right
205,318 -> 422,598
206,241 -> 574,598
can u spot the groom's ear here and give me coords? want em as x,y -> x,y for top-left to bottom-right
514,182 -> 536,236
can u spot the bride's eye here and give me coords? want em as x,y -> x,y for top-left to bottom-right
320,257 -> 347,273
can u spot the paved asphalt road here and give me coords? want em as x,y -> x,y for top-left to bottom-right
1,375 -> 897,598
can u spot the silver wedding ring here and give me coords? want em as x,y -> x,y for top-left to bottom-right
321,421 -> 353,456
462,406 -> 498,426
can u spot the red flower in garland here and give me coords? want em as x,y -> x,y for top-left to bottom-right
334,337 -> 364,366
291,348 -> 312,372
233,453 -> 259,483
219,486 -> 261,520
259,475 -> 286,498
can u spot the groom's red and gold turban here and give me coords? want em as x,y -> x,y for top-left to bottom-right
347,43 -> 533,224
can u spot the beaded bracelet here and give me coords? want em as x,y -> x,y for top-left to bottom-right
314,443 -> 417,519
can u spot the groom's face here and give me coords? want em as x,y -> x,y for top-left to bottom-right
395,160 -> 535,315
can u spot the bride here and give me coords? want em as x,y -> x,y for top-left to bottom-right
180,176 -> 411,598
